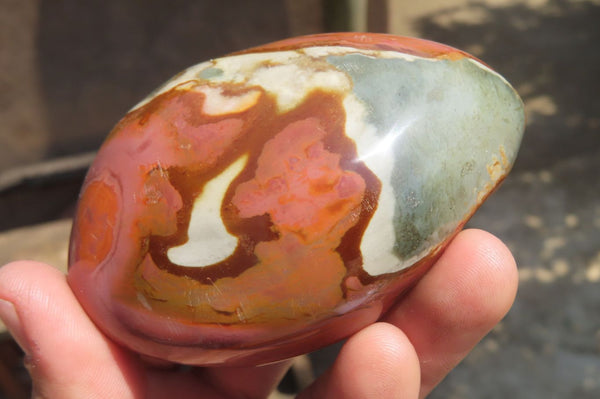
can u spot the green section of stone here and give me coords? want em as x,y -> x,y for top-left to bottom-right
328,53 -> 524,260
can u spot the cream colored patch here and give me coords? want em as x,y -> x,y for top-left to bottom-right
196,49 -> 354,113
343,95 -> 407,276
343,94 -> 453,276
212,51 -> 301,83
131,46 -> 506,118
248,63 -> 350,112
167,155 -> 248,267
198,86 -> 261,116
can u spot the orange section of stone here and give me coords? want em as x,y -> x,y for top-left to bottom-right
233,118 -> 365,243
204,233 -> 348,322
137,167 -> 183,238
133,117 -> 366,324
137,226 -> 351,324
240,32 -> 475,62
193,118 -> 367,322
72,178 -> 119,267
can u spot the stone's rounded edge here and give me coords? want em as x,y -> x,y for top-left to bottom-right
237,32 -> 477,63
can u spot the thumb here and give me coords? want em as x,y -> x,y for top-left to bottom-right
0,261 -> 144,399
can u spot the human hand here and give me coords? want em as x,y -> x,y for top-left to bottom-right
0,229 -> 517,398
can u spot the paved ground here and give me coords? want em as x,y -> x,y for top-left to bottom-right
0,0 -> 599,398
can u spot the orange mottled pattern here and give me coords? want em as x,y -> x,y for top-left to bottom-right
71,178 -> 119,266
134,116 -> 366,324
216,118 -> 365,321
233,118 -> 365,242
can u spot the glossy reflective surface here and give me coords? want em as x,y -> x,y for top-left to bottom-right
68,33 -> 525,366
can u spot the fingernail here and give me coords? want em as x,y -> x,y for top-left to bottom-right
0,299 -> 28,352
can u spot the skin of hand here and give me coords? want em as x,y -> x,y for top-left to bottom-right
0,228 -> 517,399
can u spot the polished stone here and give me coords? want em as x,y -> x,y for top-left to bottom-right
68,33 -> 524,366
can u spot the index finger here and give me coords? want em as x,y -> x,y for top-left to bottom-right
384,229 -> 518,397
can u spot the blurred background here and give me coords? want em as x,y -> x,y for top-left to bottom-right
0,0 -> 598,397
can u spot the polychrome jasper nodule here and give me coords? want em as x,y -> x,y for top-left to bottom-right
68,33 -> 524,366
